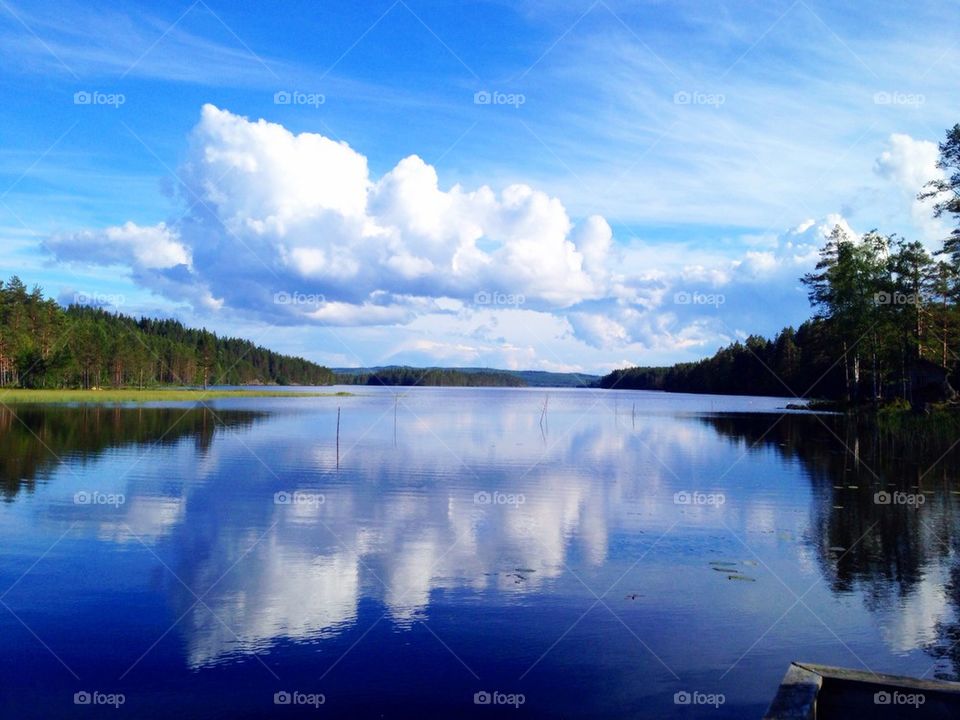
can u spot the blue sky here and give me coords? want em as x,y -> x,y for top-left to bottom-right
0,0 -> 957,373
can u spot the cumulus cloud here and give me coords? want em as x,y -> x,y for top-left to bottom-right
44,105 -> 859,363
564,215 -> 852,354
875,133 -> 941,192
568,312 -> 628,348
47,221 -> 190,270
47,106 -> 621,328
874,133 -> 946,241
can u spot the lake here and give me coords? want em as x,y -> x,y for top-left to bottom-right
1,387 -> 958,718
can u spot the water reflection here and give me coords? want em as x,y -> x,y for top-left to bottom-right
4,391 -> 960,717
0,405 -> 263,501
701,412 -> 960,679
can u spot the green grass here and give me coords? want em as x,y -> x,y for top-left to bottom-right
875,403 -> 960,432
0,388 -> 353,404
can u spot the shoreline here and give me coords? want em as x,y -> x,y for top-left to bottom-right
0,389 -> 353,404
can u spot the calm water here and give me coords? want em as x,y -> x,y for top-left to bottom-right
2,387 -> 959,718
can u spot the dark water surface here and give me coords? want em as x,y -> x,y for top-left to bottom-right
2,387 -> 959,718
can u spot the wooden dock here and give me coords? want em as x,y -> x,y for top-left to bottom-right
764,662 -> 960,719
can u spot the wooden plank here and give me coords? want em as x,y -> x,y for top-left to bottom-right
763,663 -> 821,720
764,662 -> 960,719
796,663 -> 960,695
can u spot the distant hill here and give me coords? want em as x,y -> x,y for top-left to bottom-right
508,370 -> 600,388
333,366 -> 599,388
334,366 -> 524,387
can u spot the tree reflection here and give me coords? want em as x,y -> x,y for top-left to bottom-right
702,412 -> 960,677
0,405 -> 264,500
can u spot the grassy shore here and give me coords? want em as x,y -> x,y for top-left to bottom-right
0,388 -> 353,404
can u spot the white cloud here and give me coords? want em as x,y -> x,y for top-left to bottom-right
48,105 -> 613,328
47,221 -> 190,270
874,133 -> 941,192
568,312 -> 628,348
874,133 -> 947,242
43,106 -> 873,367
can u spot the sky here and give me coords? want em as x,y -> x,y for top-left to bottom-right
0,0 -> 957,374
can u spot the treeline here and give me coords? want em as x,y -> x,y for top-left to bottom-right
337,367 -> 526,387
602,123 -> 960,404
600,322 -> 844,397
0,279 -> 335,389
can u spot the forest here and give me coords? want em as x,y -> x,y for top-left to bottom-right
0,283 -> 335,389
336,366 -> 526,387
601,123 -> 960,405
